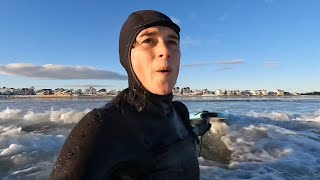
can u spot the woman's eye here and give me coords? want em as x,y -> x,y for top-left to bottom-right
142,38 -> 154,44
169,40 -> 178,45
168,40 -> 179,48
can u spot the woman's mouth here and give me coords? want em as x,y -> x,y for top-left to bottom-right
157,67 -> 171,74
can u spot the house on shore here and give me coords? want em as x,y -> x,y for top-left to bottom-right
85,87 -> 97,95
36,89 -> 53,95
276,89 -> 285,96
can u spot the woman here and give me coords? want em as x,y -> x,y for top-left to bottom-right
50,10 -> 210,180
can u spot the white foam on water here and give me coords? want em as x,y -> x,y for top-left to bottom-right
209,121 -> 229,136
0,128 -> 66,178
297,110 -> 320,123
49,108 -> 90,123
200,110 -> 320,179
3,161 -> 53,180
0,107 -> 24,120
0,104 -> 92,178
24,111 -> 50,122
0,107 -> 90,124
0,144 -> 24,156
1,100 -> 320,179
1,127 -> 21,136
0,129 -> 66,157
247,111 -> 290,121
11,152 -> 35,166
200,165 -> 286,180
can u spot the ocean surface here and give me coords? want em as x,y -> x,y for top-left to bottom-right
0,96 -> 320,179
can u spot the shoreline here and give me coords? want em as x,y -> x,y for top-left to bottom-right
1,95 -> 115,100
2,94 -> 320,100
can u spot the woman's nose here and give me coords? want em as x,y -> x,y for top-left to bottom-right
157,40 -> 170,59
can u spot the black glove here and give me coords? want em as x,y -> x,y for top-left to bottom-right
193,120 -> 211,136
192,111 -> 215,136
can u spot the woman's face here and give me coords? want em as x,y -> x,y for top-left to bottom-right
130,26 -> 180,95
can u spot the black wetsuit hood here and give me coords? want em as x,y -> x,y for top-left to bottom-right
118,10 -> 180,116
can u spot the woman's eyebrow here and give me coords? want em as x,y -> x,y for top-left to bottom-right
168,34 -> 179,40
138,31 -> 158,38
137,31 -> 179,40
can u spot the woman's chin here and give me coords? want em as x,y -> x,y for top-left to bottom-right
149,86 -> 173,95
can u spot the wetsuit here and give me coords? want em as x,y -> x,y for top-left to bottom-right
50,89 -> 200,179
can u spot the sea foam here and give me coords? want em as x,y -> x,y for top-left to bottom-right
0,107 -> 90,123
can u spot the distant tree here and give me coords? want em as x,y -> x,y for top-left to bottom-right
301,91 -> 320,95
99,88 -> 107,92
29,86 -> 36,95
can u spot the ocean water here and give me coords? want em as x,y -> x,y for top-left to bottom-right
0,97 -> 320,179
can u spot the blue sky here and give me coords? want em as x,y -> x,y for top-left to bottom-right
1,0 -> 319,93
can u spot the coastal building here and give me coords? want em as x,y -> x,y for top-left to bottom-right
54,90 -> 72,96
173,87 -> 180,94
36,91 -> 44,95
292,92 -> 300,96
226,90 -> 240,96
36,89 -> 53,95
1,88 -> 15,95
85,87 -> 97,95
276,89 -> 285,96
202,89 -> 215,96
215,89 -> 224,96
252,90 -> 268,96
52,88 -> 71,96
97,89 -> 108,96
250,90 -> 257,96
54,88 -> 66,92
240,90 -> 252,96
255,90 -> 261,96
180,87 -> 192,95
108,90 -> 117,95
268,91 -> 277,96
226,90 -> 233,96
0,88 -> 12,95
0,86 -> 302,97
234,90 -> 241,96
201,89 -> 212,95
72,89 -> 83,95
261,89 -> 268,96
13,88 -> 34,95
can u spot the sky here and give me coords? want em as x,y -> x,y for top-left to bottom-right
1,0 -> 320,93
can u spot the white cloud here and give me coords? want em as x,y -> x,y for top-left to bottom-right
170,17 -> 180,25
181,62 -> 212,68
0,63 -> 127,80
182,59 -> 245,67
263,61 -> 280,67
215,59 -> 245,65
213,67 -> 233,72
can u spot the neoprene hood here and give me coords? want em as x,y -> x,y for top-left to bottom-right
119,10 -> 180,90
